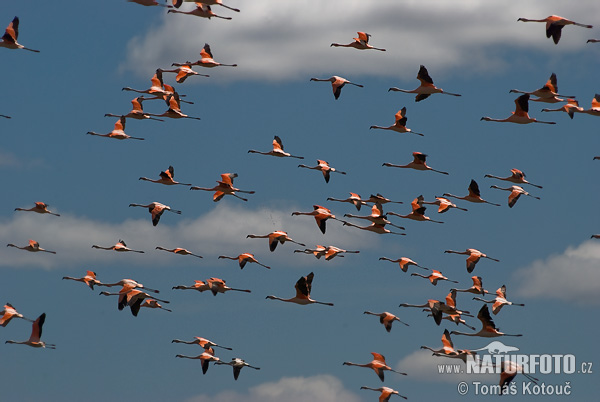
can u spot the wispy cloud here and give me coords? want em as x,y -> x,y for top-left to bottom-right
120,0 -> 599,82
184,374 -> 362,402
512,240 -> 600,305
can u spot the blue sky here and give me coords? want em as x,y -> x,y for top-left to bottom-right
1,0 -> 599,400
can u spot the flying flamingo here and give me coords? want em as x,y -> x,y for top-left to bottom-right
388,65 -> 461,102
581,94 -> 600,116
498,361 -> 539,394
292,205 -> 337,234
298,160 -> 346,183
248,135 -> 304,159
87,116 -> 145,141
207,278 -> 252,296
294,245 -> 328,259
344,203 -> 405,229
14,202 -> 60,216
218,253 -> 270,269
139,165 -> 191,186
421,329 -> 476,363
370,107 -> 424,136
171,337 -> 232,350
1,303 -> 33,327
484,168 -> 542,189
104,96 -> 164,121
62,270 -> 102,290
592,234 -> 600,239
7,240 -> 55,254
452,276 -> 489,296
410,270 -> 458,286
148,93 -> 201,120
173,43 -> 238,68
97,278 -> 160,293
473,285 -> 525,315
343,352 -> 407,382
100,286 -> 170,316
340,221 -> 405,235
0,17 -> 39,52
190,172 -> 255,202
363,311 -> 409,332
140,299 -> 172,312
5,313 -> 55,349
509,73 -> 574,103
330,32 -> 386,51
481,94 -> 556,124
122,69 -> 178,98
365,193 -> 403,206
156,246 -> 203,258
129,201 -> 181,226
541,98 -> 584,119
490,185 -> 540,208
179,0 -> 240,12
383,152 -> 449,175
310,76 -> 363,100
517,15 -> 592,44
92,239 -> 144,253
400,299 -> 470,326
167,3 -> 232,19
388,195 -> 444,223
327,192 -> 367,211
266,272 -> 333,306
172,280 -> 211,292
378,257 -> 429,272
433,312 -> 476,331
443,179 -> 500,207
158,64 -> 209,83
294,245 -> 358,261
175,347 -> 220,374
215,358 -> 261,380
451,305 -> 522,337
128,0 -> 169,6
246,230 -> 305,252
444,248 -> 499,273
359,386 -> 407,401
421,197 -> 468,213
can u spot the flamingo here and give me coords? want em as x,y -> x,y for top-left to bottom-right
444,248 -> 499,273
122,69 -> 179,98
340,221 -> 405,235
97,278 -> 160,294
378,257 -> 429,272
359,386 -> 407,401
14,202 -> 60,216
92,239 -> 144,253
294,245 -> 359,261
473,285 -> 525,315
1,303 -> 33,327
581,94 -> 600,116
128,0 -> 169,6
139,299 -> 172,312
266,272 -> 333,306
451,305 -> 522,337
190,173 -> 255,202
104,96 -> 164,121
327,192 -> 367,211
410,270 -> 458,286
175,348 -> 220,374
207,278 -> 251,296
294,245 -> 328,259
330,32 -> 386,51
499,361 -> 539,394
167,3 -> 232,20
383,152 -> 449,175
509,73 -> 575,103
87,116 -> 145,141
541,98 -> 584,119
517,15 -> 592,44
248,135 -> 303,159
218,253 -> 270,269
434,312 -> 476,331
215,358 -> 260,380
176,0 -> 240,12
291,205 -> 337,234
421,329 -> 476,363
388,195 -> 444,223
246,230 -> 305,252
310,76 -> 363,100
421,196 -> 468,213
5,313 -> 55,349
592,234 -> 600,239
388,65 -> 461,102
365,193 -> 403,205
443,179 -> 500,207
0,17 -> 39,52
62,270 -> 102,290
484,168 -> 543,189
149,93 -> 201,120
363,311 -> 409,332
128,202 -> 181,226
100,286 -> 170,316
172,280 -> 211,292
171,337 -> 232,350
343,352 -> 407,382
400,299 -> 470,326
139,165 -> 191,186
481,94 -> 556,124
490,185 -> 540,208
158,64 -> 209,83
156,246 -> 203,258
452,276 -> 489,296
370,107 -> 424,136
298,160 -> 346,183
7,240 -> 55,254
172,43 -> 238,68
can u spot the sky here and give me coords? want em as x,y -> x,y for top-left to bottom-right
1,0 -> 599,400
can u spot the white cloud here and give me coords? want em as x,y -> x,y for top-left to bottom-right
0,203 -> 373,269
184,374 -> 362,402
512,240 -> 600,305
120,0 -> 599,82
